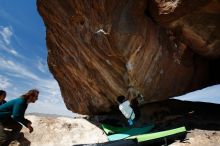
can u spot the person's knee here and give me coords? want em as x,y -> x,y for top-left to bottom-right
14,124 -> 22,132
17,124 -> 22,132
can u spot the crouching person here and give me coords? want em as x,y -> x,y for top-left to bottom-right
117,95 -> 135,126
0,90 -> 7,105
0,89 -> 39,145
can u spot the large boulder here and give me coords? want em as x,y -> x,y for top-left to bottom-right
37,0 -> 216,115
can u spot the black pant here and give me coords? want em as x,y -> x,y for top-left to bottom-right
0,117 -> 22,145
131,100 -> 141,121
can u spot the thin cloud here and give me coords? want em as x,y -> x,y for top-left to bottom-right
3,86 -> 20,100
0,57 -> 40,80
0,75 -> 12,89
37,58 -> 48,73
0,40 -> 19,56
0,9 -> 23,27
33,78 -> 63,104
0,26 -> 21,57
0,26 -> 13,45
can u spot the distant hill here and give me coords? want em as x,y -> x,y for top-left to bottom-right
26,112 -> 74,118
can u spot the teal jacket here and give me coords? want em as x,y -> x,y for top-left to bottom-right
0,100 -> 6,105
0,97 -> 31,127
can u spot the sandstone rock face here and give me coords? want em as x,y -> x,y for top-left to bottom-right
148,0 -> 220,58
37,0 -> 216,115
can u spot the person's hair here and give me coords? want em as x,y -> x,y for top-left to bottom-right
21,89 -> 39,99
117,95 -> 125,104
0,90 -> 6,97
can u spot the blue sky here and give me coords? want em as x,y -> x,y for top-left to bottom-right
173,84 -> 220,104
0,0 -> 73,116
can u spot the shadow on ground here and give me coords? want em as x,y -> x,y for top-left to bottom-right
4,132 -> 30,146
90,99 -> 220,131
139,99 -> 220,131
85,99 -> 220,146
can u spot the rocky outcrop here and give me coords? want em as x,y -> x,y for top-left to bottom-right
148,0 -> 220,58
37,0 -> 218,115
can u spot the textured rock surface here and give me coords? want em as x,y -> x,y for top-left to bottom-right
148,0 -> 220,58
37,0 -> 218,114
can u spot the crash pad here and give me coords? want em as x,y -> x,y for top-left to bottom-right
101,124 -> 130,135
127,126 -> 186,142
107,124 -> 154,141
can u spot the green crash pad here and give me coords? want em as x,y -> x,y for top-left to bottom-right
127,126 -> 186,142
107,124 -> 154,141
101,124 -> 131,135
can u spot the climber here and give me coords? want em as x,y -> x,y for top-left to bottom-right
0,90 -> 7,105
0,89 -> 39,145
127,87 -> 141,121
117,95 -> 135,126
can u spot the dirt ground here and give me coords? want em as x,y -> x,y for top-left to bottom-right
170,129 -> 220,146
